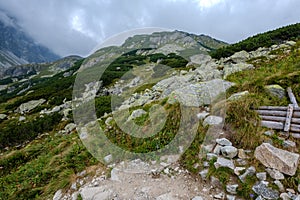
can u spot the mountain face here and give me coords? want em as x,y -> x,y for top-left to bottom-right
0,11 -> 60,69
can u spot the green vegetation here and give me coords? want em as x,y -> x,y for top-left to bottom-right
0,133 -> 98,200
210,23 -> 300,59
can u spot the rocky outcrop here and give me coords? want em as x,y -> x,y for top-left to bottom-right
16,99 -> 46,114
254,143 -> 300,176
265,84 -> 285,99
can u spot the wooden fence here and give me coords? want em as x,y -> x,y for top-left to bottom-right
256,87 -> 300,133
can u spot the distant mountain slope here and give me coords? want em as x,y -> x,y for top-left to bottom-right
210,23 -> 300,59
0,11 -> 60,69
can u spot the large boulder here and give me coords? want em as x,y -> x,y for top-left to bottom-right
223,63 -> 254,79
254,143 -> 300,176
16,99 -> 46,114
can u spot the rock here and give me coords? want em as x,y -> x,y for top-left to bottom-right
0,114 -> 7,120
206,153 -> 218,161
189,54 -> 211,65
282,140 -> 296,148
196,111 -> 209,120
292,133 -> 300,139
234,167 -> 245,176
80,187 -> 113,199
214,157 -> 235,170
19,116 -> 26,121
64,123 -> 76,134
104,154 -> 112,163
130,109 -> 147,119
274,180 -> 285,192
252,182 -> 279,200
192,196 -> 204,200
221,146 -> 238,159
216,138 -> 232,146
156,192 -> 176,200
256,172 -> 267,181
210,176 -> 222,188
226,184 -> 238,194
238,149 -> 248,159
53,189 -> 63,200
239,166 -> 256,183
229,50 -> 250,63
203,116 -> 223,126
223,63 -> 254,78
199,169 -> 209,181
286,41 -> 296,46
265,84 -> 285,99
254,143 -> 300,176
226,194 -> 236,200
214,192 -> 225,199
105,117 -> 113,126
213,144 -> 222,155
228,91 -> 249,101
280,193 -> 291,200
266,168 -> 284,180
298,184 -> 300,193
16,99 -> 46,114
264,130 -> 274,136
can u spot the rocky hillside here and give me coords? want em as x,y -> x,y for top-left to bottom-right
0,25 -> 300,200
0,10 -> 60,70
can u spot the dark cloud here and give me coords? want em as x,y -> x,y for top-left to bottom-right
0,0 -> 299,57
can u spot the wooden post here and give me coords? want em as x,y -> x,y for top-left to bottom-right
287,87 -> 299,107
284,104 -> 293,132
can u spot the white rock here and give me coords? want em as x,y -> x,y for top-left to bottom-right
266,168 -> 285,180
226,184 -> 238,194
53,189 -> 63,200
203,116 -> 223,126
221,146 -> 238,159
216,138 -> 232,146
192,196 -> 203,200
0,114 -> 7,120
214,157 -> 235,170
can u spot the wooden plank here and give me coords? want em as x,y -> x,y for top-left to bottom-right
257,110 -> 287,117
258,106 -> 287,111
291,125 -> 300,133
292,118 -> 300,124
260,120 -> 284,129
260,115 -> 286,122
284,104 -> 293,132
287,87 -> 299,107
294,111 -> 300,118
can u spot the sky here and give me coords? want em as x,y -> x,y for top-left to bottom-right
0,0 -> 299,57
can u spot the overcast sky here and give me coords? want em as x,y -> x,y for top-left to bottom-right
0,0 -> 299,57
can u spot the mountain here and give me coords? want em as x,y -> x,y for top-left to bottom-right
0,10 -> 60,70
0,24 -> 300,200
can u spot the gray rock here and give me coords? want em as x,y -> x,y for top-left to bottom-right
213,144 -> 222,155
274,180 -> 285,192
210,176 -> 222,188
223,63 -> 254,78
265,84 -> 285,99
206,153 -> 218,161
65,123 -> 76,134
256,172 -> 267,181
226,184 -> 238,194
221,146 -> 238,159
214,192 -> 225,199
156,192 -> 176,200
105,117 -> 113,126
254,143 -> 300,176
196,112 -> 209,120
266,168 -> 284,180
298,184 -> 300,193
104,154 -> 112,163
0,114 -> 7,120
80,187 -> 113,200
234,167 -> 246,176
239,166 -> 256,183
252,182 -> 279,200
228,91 -> 249,101
283,140 -> 296,148
53,189 -> 63,200
286,41 -> 297,46
192,196 -> 204,200
238,149 -> 248,159
16,99 -> 46,114
292,133 -> 300,139
19,116 -> 26,121
199,169 -> 209,181
280,193 -> 291,200
229,50 -> 250,63
216,138 -> 232,146
203,116 -> 223,126
226,194 -> 236,200
214,157 -> 235,170
264,130 -> 274,136
130,109 -> 147,119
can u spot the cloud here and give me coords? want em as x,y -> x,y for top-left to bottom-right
0,0 -> 299,57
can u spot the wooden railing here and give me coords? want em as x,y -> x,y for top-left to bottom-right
256,87 -> 300,133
